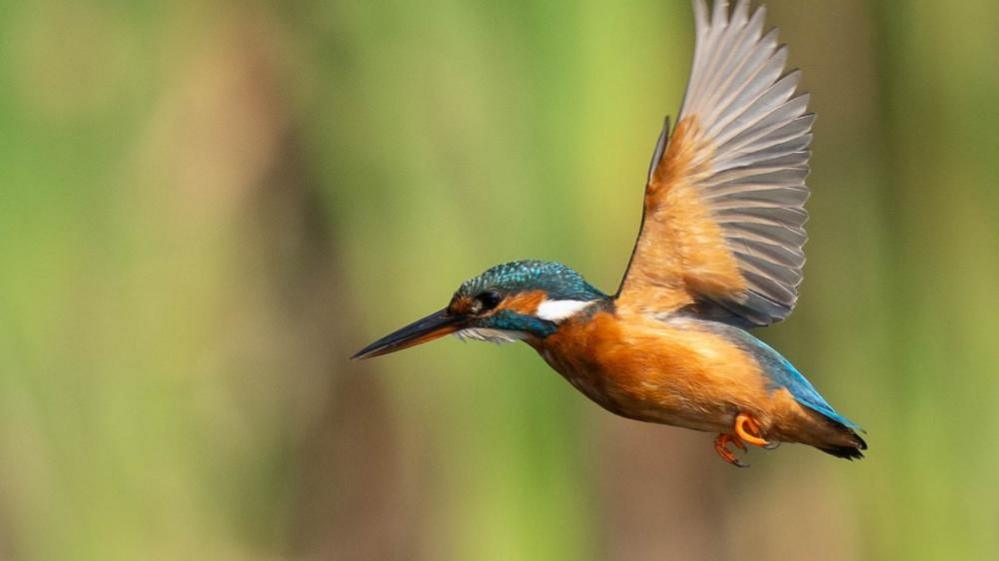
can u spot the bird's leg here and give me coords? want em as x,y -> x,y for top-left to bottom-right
734,412 -> 770,447
714,433 -> 748,468
714,413 -> 772,467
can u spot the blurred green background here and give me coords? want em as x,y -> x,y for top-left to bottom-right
2,0 -> 998,559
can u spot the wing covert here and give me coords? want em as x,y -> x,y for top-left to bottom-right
617,0 -> 812,327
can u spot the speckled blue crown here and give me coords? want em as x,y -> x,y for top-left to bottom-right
457,260 -> 607,301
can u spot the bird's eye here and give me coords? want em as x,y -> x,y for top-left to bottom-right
474,291 -> 503,313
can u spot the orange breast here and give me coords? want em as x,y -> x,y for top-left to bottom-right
530,310 -> 803,434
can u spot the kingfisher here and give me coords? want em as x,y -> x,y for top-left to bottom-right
353,0 -> 866,467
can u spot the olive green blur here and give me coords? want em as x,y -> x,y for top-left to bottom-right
1,1 -> 996,560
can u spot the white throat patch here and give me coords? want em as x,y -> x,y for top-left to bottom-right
454,328 -> 527,344
452,299 -> 595,345
536,299 -> 595,322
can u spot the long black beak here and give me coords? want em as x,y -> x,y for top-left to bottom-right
351,308 -> 463,360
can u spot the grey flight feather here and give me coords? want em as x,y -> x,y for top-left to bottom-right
678,0 -> 813,326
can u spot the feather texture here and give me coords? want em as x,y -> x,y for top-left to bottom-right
455,328 -> 526,344
618,0 -> 812,326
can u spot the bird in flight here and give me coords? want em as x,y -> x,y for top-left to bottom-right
354,0 -> 866,467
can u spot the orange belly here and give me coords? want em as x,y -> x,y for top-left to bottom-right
530,310 -> 805,436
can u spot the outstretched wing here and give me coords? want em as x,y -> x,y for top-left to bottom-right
616,0 -> 812,327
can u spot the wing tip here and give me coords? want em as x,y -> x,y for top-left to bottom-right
628,0 -> 814,328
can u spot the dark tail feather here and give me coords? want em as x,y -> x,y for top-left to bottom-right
818,427 -> 868,460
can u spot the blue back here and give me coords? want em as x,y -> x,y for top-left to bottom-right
696,318 -> 860,430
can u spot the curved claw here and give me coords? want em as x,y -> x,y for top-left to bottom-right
734,413 -> 770,448
714,433 -> 750,468
713,414 -> 776,467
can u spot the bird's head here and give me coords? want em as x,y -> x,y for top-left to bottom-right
352,260 -> 608,359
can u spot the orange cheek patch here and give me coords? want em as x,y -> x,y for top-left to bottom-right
497,290 -> 547,315
448,295 -> 474,315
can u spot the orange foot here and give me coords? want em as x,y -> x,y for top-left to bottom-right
714,433 -> 748,467
714,413 -> 772,468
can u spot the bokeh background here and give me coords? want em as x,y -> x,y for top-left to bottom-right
2,0 -> 998,559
